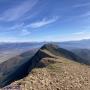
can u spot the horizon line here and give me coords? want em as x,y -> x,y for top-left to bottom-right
0,39 -> 89,43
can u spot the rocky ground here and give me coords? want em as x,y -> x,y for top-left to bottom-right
4,56 -> 90,90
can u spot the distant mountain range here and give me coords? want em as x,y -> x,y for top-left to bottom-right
0,42 -> 42,63
71,49 -> 90,65
0,39 -> 90,64
0,39 -> 90,51
59,39 -> 90,50
0,42 -> 42,52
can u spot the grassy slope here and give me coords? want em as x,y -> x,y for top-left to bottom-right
10,49 -> 90,90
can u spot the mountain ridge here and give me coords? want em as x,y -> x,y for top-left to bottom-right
0,43 -> 89,88
6,44 -> 90,90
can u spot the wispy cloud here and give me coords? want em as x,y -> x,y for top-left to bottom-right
54,32 -> 90,42
0,0 -> 38,21
9,23 -> 24,30
62,30 -> 90,41
72,31 -> 86,35
73,2 -> 90,8
21,29 -> 31,36
80,11 -> 90,17
45,30 -> 90,42
26,16 -> 59,28
0,37 -> 19,42
0,23 -> 25,32
34,31 -> 90,42
63,11 -> 90,23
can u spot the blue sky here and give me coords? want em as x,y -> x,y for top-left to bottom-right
0,0 -> 90,42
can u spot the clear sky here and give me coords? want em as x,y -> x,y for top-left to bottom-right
0,0 -> 90,42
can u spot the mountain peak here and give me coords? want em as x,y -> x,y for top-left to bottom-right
41,43 -> 59,50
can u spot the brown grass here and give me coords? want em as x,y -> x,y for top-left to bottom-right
8,55 -> 90,90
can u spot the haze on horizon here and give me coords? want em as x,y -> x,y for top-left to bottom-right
0,0 -> 90,42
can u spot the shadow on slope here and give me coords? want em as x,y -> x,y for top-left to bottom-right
71,49 -> 90,65
0,49 -> 38,88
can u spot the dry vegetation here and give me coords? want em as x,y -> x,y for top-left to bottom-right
10,56 -> 90,90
